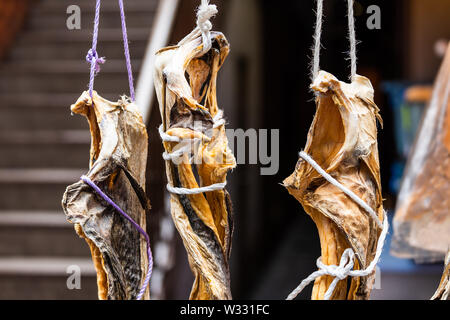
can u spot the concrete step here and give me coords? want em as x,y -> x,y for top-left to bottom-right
37,0 -> 158,12
0,130 -> 89,168
0,256 -> 95,276
0,214 -> 91,257
0,130 -> 90,144
0,107 -> 87,130
0,211 -> 68,225
17,28 -> 150,45
0,257 -> 97,299
0,129 -> 90,170
29,9 -> 155,30
0,59 -> 142,74
0,58 -> 141,95
0,169 -> 86,210
0,93 -> 119,108
10,40 -> 148,61
0,142 -> 89,168
0,71 -> 140,94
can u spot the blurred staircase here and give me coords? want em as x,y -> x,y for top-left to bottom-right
0,0 -> 158,299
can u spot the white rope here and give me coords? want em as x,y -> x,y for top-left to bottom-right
158,125 -> 181,143
311,0 -> 358,81
212,110 -> 225,128
167,182 -> 227,195
299,152 -> 382,228
159,111 -> 226,195
286,151 -> 388,300
347,0 -> 357,80
197,0 -> 218,55
312,0 -> 324,81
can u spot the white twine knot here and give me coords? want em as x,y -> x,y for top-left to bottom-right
197,0 -> 218,54
159,110 -> 227,195
317,248 -> 356,281
212,110 -> 225,128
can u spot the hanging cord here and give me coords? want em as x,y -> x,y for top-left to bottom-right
86,0 -> 105,99
159,111 -> 227,195
197,0 -> 218,54
286,151 -> 388,300
118,0 -> 136,101
311,0 -> 323,81
311,0 -> 358,81
86,0 -> 136,100
81,175 -> 153,300
347,0 -> 357,80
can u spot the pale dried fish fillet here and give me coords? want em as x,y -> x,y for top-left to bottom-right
62,91 -> 150,300
154,32 -> 236,300
284,71 -> 384,300
393,47 -> 450,263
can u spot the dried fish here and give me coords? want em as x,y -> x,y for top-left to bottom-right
284,71 -> 384,300
392,47 -> 450,263
62,91 -> 150,300
154,32 -> 236,300
431,250 -> 450,300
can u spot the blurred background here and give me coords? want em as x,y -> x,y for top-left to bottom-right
0,0 -> 448,299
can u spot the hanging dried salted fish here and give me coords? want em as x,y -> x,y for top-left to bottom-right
392,47 -> 450,263
154,31 -> 236,300
431,250 -> 450,300
284,71 -> 385,300
62,91 -> 150,300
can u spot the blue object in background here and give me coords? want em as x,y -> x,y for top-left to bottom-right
389,161 -> 405,195
382,82 -> 428,194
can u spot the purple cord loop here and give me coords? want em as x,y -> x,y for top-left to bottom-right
80,175 -> 153,300
87,0 -> 136,101
88,0 -> 102,99
86,49 -> 105,74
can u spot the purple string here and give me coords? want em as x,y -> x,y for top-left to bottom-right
118,0 -> 136,101
86,0 -> 104,99
86,0 -> 135,101
81,175 -> 153,300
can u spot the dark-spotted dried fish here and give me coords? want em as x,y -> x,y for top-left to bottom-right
154,32 -> 236,300
62,91 -> 150,300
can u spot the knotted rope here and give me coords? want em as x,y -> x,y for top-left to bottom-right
197,0 -> 218,54
179,0 -> 218,55
159,111 -> 227,195
311,0 -> 358,81
86,0 -> 104,98
86,0 -> 136,100
286,152 -> 388,300
81,176 -> 153,300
